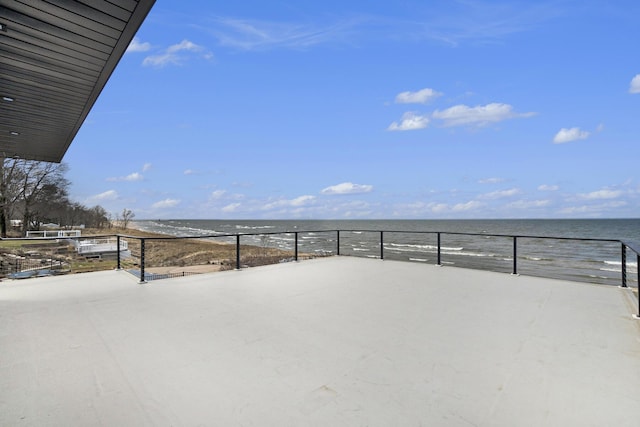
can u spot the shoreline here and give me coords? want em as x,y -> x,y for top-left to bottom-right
127,219 -> 638,287
100,223 -> 303,274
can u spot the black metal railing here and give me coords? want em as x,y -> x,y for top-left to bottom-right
117,231 -> 335,281
118,230 -> 640,316
2,229 -> 638,317
113,229 -> 637,279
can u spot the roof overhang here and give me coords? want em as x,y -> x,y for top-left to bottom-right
0,0 -> 156,163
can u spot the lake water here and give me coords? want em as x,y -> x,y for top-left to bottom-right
132,219 -> 640,286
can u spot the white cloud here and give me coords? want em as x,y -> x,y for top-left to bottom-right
421,2 -> 560,47
478,177 -> 504,184
222,203 -> 241,212
553,127 -> 590,144
209,6 -> 552,53
431,103 -> 535,127
126,172 -> 143,181
478,188 -> 521,199
207,17 -> 358,51
430,203 -> 450,213
263,195 -> 316,210
107,172 -> 143,182
321,182 -> 374,195
387,112 -> 429,131
184,169 -> 196,175
451,200 -> 483,212
87,190 -> 118,203
392,199 -> 488,216
126,37 -> 151,53
629,74 -> 640,94
152,198 -> 180,209
578,189 -> 623,200
395,88 -> 442,104
143,40 -> 211,67
142,163 -> 152,172
506,199 -> 550,209
210,190 -> 226,199
291,195 -> 315,206
558,201 -> 627,215
538,184 -> 559,191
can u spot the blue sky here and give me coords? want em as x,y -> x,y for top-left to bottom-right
66,0 -> 640,219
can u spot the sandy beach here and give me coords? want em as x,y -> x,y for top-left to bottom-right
95,224 -> 302,274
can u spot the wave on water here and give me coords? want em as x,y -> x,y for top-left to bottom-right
386,242 -> 463,251
603,260 -> 638,267
601,260 -> 638,273
589,274 -> 615,280
451,250 -> 497,258
132,219 -> 640,287
134,221 -> 219,237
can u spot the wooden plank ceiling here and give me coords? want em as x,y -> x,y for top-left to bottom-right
0,0 -> 156,162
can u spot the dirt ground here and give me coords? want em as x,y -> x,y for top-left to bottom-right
85,227 -> 302,271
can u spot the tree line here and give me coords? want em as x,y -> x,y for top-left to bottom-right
0,158 -> 116,237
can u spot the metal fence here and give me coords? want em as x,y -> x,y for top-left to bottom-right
112,230 -> 639,284
1,257 -> 67,279
2,230 -> 639,317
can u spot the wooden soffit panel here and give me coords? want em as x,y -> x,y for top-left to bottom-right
0,0 -> 156,162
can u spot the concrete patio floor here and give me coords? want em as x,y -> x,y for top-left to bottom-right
1,256 -> 639,426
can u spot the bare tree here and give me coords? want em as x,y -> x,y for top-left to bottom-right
88,205 -> 110,229
106,212 -> 114,229
0,158 -> 23,237
120,208 -> 135,229
58,202 -> 83,229
0,158 -> 112,236
18,161 -> 69,235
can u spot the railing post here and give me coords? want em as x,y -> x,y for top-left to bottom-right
236,235 -> 241,270
336,230 -> 340,255
380,231 -> 384,260
513,236 -> 518,275
139,238 -> 146,283
116,235 -> 121,270
294,232 -> 299,261
636,254 -> 639,318
437,232 -> 441,266
621,243 -> 627,288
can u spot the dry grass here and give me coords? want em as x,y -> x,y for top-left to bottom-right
88,227 -> 308,273
1,227 -> 325,279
